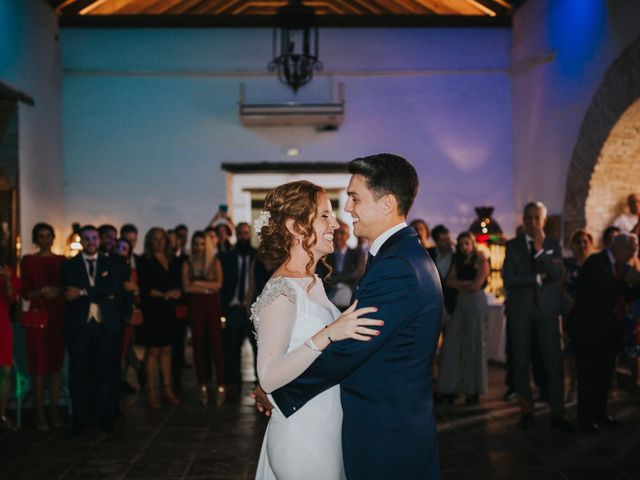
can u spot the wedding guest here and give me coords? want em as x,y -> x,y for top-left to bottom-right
167,229 -> 178,255
613,193 -> 640,232
220,222 -> 259,387
172,224 -> 190,392
210,206 -> 235,253
573,233 -> 640,431
562,229 -> 594,402
436,232 -> 490,405
603,225 -> 621,249
98,224 -> 118,255
427,225 -> 457,318
121,223 -> 146,382
115,238 -> 140,395
182,231 -> 225,406
120,223 -> 141,264
62,225 -> 127,434
502,202 -> 573,432
316,220 -> 364,310
410,219 -> 434,249
20,223 -> 66,431
138,227 -> 182,408
0,257 -> 19,431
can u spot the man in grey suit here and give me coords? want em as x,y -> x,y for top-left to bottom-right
502,202 -> 574,432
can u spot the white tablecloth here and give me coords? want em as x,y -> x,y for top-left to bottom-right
486,303 -> 506,363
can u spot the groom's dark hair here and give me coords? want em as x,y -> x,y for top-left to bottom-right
348,153 -> 418,216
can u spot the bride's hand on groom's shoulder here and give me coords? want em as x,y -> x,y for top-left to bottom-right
326,300 -> 384,343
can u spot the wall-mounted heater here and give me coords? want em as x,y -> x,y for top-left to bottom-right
238,83 -> 344,131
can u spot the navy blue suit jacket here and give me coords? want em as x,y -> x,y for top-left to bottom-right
61,254 -> 127,337
271,227 -> 443,480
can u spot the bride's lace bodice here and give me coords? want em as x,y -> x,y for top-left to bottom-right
250,276 -> 340,394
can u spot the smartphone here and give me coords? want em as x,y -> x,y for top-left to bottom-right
219,204 -> 228,213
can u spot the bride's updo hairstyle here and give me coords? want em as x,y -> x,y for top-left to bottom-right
258,180 -> 325,280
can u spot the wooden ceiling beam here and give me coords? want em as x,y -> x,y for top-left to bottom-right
163,0 -> 204,13
59,0 -> 108,14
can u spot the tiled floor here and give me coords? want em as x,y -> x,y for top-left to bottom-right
1,359 -> 639,480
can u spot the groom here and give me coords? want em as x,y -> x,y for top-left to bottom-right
258,154 -> 443,479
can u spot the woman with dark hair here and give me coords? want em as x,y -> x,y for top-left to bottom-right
0,253 -> 20,431
115,238 -> 143,394
252,180 -> 382,480
20,223 -> 66,430
138,227 -> 182,408
182,231 -> 224,406
562,229 -> 594,402
410,219 -> 433,249
436,231 -> 490,405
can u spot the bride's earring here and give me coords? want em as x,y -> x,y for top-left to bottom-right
295,237 -> 302,245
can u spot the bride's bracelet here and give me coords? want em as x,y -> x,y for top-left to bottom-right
304,339 -> 322,352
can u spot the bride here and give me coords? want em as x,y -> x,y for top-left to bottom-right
251,180 -> 383,480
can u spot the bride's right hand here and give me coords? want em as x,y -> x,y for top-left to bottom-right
325,300 -> 383,342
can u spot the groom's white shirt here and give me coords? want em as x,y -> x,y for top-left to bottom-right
369,222 -> 408,257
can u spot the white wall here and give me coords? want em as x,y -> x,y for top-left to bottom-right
0,0 -> 63,253
60,26 -> 515,240
511,0 -> 640,223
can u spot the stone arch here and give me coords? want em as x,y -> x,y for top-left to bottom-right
563,34 -> 640,246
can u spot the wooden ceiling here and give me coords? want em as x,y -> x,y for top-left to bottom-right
52,1 -> 522,27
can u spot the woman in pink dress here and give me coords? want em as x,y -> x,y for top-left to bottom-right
20,223 -> 66,431
0,257 -> 20,431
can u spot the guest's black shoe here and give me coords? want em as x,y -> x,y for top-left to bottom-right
598,414 -> 621,427
69,424 -> 86,437
100,419 -> 115,433
517,413 -> 535,430
537,393 -> 550,403
137,364 -> 147,388
465,394 -> 480,406
502,388 -> 517,402
550,416 -> 576,433
578,421 -> 601,433
121,380 -> 137,395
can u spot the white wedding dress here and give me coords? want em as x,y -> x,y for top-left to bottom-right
251,276 -> 346,480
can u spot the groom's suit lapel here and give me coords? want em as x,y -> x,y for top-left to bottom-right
352,226 -> 416,301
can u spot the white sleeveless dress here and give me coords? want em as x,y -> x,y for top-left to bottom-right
251,276 -> 346,480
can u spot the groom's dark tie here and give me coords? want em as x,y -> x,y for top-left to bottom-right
365,252 -> 374,273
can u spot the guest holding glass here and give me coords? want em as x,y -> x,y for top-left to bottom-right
436,232 -> 490,405
562,229 -> 594,402
0,255 -> 20,431
138,227 -> 182,408
20,223 -> 66,431
182,231 -> 225,406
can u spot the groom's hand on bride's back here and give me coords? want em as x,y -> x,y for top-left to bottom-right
252,384 -> 274,416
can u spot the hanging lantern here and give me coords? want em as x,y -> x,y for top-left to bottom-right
469,206 -> 506,300
268,0 -> 322,92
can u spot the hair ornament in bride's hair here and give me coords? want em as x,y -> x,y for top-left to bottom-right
253,210 -> 271,235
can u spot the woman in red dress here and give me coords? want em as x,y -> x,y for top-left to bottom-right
20,223 -> 66,431
0,258 -> 20,431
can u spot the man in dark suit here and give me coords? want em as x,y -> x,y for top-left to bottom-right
572,232 -> 640,432
263,154 -> 443,479
502,202 -> 573,432
220,222 -> 261,387
62,225 -> 127,434
317,219 -> 365,310
427,224 -> 457,317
